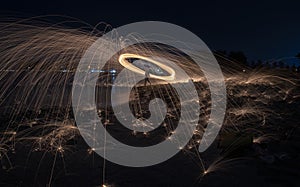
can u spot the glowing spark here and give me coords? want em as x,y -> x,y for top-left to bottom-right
118,53 -> 175,81
57,146 -> 64,152
0,18 -> 297,186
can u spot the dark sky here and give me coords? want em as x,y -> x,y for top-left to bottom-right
1,0 -> 299,62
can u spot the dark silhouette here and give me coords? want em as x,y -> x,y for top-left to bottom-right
228,51 -> 248,66
214,50 -> 299,73
265,61 -> 271,69
256,60 -> 263,68
278,61 -> 285,69
291,64 -> 297,72
144,68 -> 151,86
272,61 -> 278,69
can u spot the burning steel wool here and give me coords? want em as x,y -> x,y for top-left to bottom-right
0,17 -> 299,186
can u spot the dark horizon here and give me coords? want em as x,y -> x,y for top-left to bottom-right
0,0 -> 299,63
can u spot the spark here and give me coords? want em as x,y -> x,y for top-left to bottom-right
0,17 -> 297,186
118,53 -> 175,81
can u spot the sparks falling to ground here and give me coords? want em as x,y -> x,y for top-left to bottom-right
0,17 -> 299,186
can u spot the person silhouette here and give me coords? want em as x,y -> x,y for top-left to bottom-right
144,66 -> 151,86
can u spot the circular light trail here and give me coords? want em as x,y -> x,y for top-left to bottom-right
118,53 -> 176,81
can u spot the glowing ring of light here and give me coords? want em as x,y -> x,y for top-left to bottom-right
118,53 -> 175,81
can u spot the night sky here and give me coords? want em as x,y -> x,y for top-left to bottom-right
1,0 -> 299,62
